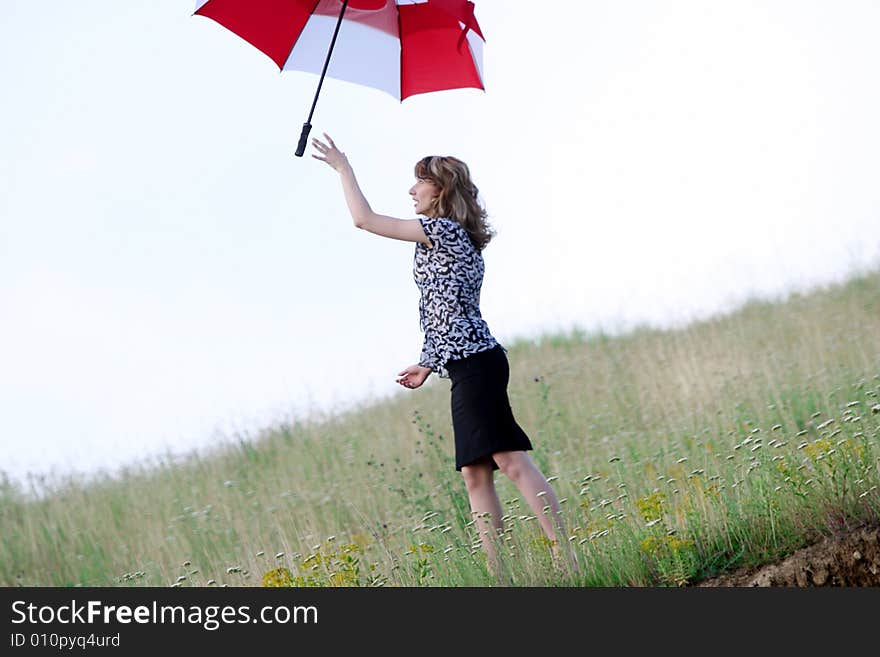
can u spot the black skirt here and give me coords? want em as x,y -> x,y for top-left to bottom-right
446,344 -> 534,471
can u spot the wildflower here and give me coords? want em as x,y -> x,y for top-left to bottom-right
635,491 -> 666,522
804,438 -> 833,460
262,567 -> 293,588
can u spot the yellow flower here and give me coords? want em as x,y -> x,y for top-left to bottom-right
635,491 -> 666,522
803,439 -> 833,461
666,536 -> 693,554
640,536 -> 660,557
262,567 -> 293,588
302,553 -> 322,568
329,571 -> 359,587
640,534 -> 693,558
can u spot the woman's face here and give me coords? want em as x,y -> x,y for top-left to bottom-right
409,177 -> 441,216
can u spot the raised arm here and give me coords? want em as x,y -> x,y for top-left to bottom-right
312,134 -> 432,247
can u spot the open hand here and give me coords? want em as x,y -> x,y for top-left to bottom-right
396,364 -> 431,390
311,133 -> 350,172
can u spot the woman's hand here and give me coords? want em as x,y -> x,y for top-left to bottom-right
311,133 -> 350,173
396,364 -> 432,389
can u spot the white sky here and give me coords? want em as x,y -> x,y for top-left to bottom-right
1,1 -> 878,487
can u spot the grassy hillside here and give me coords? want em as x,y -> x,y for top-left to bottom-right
2,270 -> 879,587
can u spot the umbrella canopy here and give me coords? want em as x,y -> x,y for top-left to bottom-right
194,1 -> 486,154
194,0 -> 485,101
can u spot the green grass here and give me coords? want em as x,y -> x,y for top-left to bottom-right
1,269 -> 879,587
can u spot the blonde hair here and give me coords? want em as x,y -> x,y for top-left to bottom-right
414,156 -> 495,251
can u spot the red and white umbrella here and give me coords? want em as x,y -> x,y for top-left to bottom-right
193,0 -> 486,155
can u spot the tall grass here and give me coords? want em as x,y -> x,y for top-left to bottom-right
1,270 -> 878,587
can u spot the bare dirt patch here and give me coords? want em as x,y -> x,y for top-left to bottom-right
696,523 -> 880,587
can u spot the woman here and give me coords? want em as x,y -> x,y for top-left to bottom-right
311,134 -> 575,578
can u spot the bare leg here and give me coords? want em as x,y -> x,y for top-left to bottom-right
461,461 -> 506,579
492,451 -> 579,574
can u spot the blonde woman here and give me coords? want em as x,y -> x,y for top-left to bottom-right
311,134 -> 576,578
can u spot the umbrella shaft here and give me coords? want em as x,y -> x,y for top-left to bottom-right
306,0 -> 349,124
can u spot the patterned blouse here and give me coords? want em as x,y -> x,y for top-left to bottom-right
414,216 -> 503,379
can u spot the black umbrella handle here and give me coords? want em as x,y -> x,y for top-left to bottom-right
294,0 -> 348,158
295,122 -> 312,157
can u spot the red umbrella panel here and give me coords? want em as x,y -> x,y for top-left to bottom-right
194,0 -> 486,101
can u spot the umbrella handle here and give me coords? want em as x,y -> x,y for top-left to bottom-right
295,122 -> 312,158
